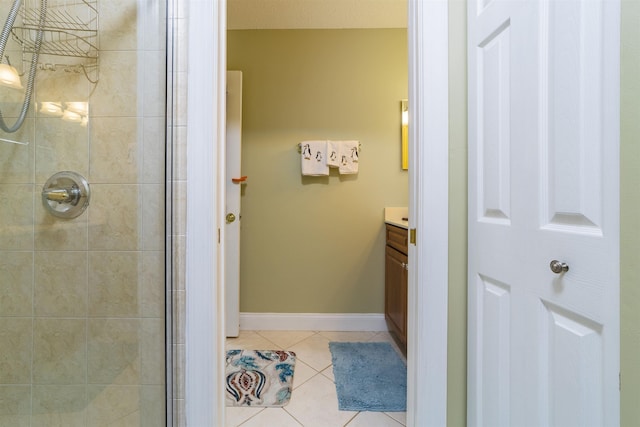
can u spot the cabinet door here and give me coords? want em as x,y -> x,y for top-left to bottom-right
385,245 -> 408,345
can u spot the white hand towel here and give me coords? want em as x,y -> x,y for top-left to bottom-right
300,140 -> 329,176
326,140 -> 340,167
337,140 -> 359,175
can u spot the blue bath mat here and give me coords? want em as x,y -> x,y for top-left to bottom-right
329,341 -> 406,412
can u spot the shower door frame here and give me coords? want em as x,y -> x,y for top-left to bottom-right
184,0 -> 451,425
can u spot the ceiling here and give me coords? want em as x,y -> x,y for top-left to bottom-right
227,0 -> 408,30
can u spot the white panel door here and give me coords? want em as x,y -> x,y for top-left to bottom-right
225,71 -> 243,337
467,0 -> 620,426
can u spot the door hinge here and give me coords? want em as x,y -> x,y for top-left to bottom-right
410,228 -> 416,245
218,228 -> 221,244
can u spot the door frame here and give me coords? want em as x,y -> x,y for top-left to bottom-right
184,0 -> 450,425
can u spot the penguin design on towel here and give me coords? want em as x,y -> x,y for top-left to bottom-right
341,155 -> 348,166
302,144 -> 312,160
350,146 -> 359,163
315,151 -> 323,162
329,150 -> 337,163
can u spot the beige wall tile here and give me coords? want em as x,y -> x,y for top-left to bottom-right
141,385 -> 165,427
0,385 -> 31,426
141,251 -> 164,317
33,319 -> 86,384
88,251 -> 139,317
34,251 -> 88,317
140,318 -> 165,385
87,385 -> 140,426
173,181 -> 186,236
88,319 -> 140,385
173,289 -> 185,345
32,385 -> 87,427
34,204 -> 88,251
90,51 -> 138,117
174,71 -> 188,126
34,62 -> 90,103
0,124 -> 35,183
143,51 -> 167,117
88,185 -> 139,251
173,398 -> 186,427
0,252 -> 33,316
143,117 -> 165,183
173,235 -> 186,291
173,343 -> 185,399
0,184 -> 34,250
99,0 -> 138,51
89,117 -> 139,184
173,125 -> 187,181
35,117 -> 90,184
0,318 -> 32,383
142,184 -> 164,250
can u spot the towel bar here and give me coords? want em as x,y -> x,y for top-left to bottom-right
297,142 -> 361,153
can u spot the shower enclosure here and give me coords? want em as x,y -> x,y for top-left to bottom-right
0,0 -> 172,424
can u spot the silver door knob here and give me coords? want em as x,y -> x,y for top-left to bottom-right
550,260 -> 569,274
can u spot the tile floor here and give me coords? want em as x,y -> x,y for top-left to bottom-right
225,330 -> 407,427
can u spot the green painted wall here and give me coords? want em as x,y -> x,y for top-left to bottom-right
447,1 -> 468,425
228,29 -> 408,313
620,0 -> 640,424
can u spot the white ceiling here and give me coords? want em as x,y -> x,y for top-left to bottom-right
227,0 -> 408,30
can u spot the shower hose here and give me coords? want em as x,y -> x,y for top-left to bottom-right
0,0 -> 47,133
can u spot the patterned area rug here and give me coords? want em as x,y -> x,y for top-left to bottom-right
225,349 -> 296,407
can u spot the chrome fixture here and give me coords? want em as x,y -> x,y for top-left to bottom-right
42,171 -> 90,218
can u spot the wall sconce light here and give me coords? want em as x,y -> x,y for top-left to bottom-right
401,99 -> 408,170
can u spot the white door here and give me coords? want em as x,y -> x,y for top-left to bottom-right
225,71 -> 243,337
467,0 -> 620,425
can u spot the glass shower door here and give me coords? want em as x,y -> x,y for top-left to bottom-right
0,0 -> 169,424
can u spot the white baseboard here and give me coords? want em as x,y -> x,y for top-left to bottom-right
239,312 -> 388,331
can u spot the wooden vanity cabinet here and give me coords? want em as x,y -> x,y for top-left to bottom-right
385,224 -> 408,351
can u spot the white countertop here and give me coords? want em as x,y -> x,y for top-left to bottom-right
384,207 -> 408,229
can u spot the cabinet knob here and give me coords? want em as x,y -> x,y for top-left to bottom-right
401,262 -> 409,271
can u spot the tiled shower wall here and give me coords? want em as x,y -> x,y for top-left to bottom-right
169,0 -> 188,425
0,0 -> 168,424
